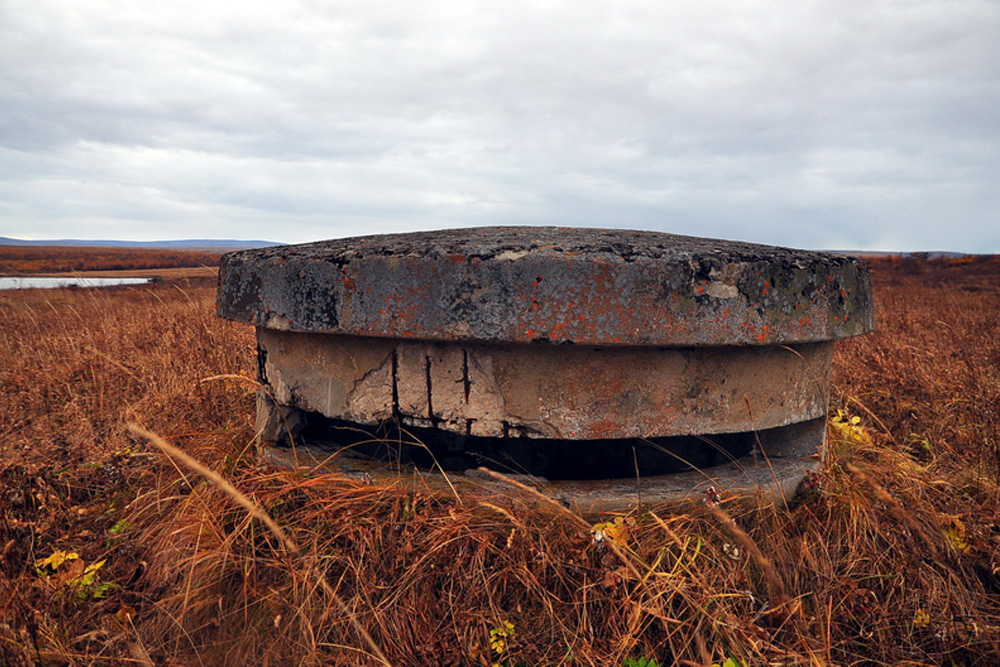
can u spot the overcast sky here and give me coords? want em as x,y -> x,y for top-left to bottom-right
1,0 -> 998,252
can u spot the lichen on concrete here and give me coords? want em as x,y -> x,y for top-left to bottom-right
219,227 -> 876,502
217,227 -> 874,347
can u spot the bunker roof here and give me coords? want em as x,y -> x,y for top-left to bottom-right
217,226 -> 874,347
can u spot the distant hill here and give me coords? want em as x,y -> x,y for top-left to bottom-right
0,237 -> 280,250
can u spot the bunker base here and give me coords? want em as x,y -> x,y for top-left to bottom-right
257,392 -> 826,515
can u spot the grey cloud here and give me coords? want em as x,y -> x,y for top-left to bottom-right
1,0 -> 998,251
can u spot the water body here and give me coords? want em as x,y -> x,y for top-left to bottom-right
0,277 -> 152,290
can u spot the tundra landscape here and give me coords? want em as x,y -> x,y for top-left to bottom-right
1,247 -> 999,666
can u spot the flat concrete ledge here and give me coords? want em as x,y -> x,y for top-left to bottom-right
217,227 -> 874,347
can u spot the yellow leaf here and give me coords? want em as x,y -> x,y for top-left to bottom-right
591,516 -> 632,548
489,620 -> 515,654
76,559 -> 106,587
944,526 -> 971,554
35,549 -> 80,574
913,608 -> 931,628
830,410 -> 872,445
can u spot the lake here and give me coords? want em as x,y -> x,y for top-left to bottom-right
0,277 -> 152,290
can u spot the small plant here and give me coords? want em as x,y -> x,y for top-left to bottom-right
904,432 -> 934,460
35,548 -> 80,577
943,518 -> 971,554
108,518 -> 131,535
591,515 -> 633,548
36,549 -> 113,600
623,658 -> 660,667
703,485 -> 722,505
711,658 -> 748,667
105,518 -> 132,547
489,620 -> 515,666
830,409 -> 872,445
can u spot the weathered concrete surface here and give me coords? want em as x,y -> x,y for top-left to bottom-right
218,227 -> 875,501
256,328 -> 833,440
217,227 -> 874,347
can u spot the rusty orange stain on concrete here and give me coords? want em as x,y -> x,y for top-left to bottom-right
587,419 -> 624,439
221,227 -> 873,347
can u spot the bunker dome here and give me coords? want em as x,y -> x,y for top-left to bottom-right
216,227 -> 874,512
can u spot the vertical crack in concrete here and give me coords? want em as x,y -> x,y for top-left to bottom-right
461,348 -> 471,404
391,348 -> 400,418
425,353 -> 434,421
256,343 -> 269,384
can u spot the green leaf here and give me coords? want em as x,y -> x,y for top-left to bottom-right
624,658 -> 659,667
109,519 -> 131,535
75,559 -> 106,588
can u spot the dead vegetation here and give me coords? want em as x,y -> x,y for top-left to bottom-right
1,257 -> 999,665
0,246 -> 222,275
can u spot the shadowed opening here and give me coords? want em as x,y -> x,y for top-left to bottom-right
284,412 -> 767,480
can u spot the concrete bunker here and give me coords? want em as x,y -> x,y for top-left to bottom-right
217,227 -> 874,512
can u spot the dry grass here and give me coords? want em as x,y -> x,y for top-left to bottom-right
1,257 -> 999,666
0,246 -> 223,275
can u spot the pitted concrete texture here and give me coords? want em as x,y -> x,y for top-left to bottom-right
256,328 -> 833,441
217,227 -> 874,347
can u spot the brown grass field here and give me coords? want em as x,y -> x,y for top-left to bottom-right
1,252 -> 999,666
0,246 -> 222,277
